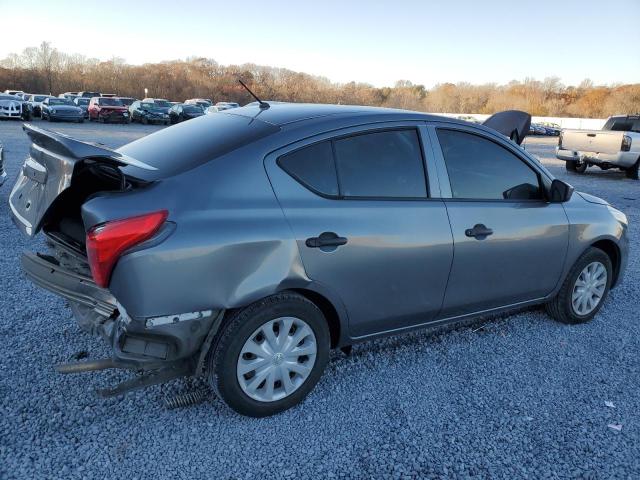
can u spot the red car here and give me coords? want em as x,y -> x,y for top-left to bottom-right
88,97 -> 130,124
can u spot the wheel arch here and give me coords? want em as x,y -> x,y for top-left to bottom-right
285,287 -> 346,349
591,239 -> 621,288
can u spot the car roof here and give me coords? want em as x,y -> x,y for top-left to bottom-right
222,102 -> 467,128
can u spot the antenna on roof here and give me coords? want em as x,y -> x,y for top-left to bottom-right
238,79 -> 269,110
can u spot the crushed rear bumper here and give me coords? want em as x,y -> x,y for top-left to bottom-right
21,252 -> 117,317
21,250 -> 220,372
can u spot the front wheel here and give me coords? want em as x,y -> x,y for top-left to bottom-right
207,292 -> 330,417
545,247 -> 612,324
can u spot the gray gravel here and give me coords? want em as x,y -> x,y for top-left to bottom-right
1,121 -> 638,479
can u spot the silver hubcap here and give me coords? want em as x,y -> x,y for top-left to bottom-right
237,317 -> 317,402
572,262 -> 607,316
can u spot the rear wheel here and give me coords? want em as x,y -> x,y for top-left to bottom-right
207,292 -> 330,417
565,160 -> 576,171
625,158 -> 639,180
545,247 -> 612,324
574,160 -> 588,173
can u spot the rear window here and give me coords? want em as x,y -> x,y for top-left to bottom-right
118,112 -> 280,180
334,130 -> 426,198
98,98 -> 123,106
603,117 -> 640,133
278,141 -> 338,196
277,129 -> 427,199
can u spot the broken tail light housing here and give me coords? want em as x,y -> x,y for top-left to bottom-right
86,210 -> 168,288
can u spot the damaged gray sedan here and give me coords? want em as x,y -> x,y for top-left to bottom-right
9,103 -> 628,417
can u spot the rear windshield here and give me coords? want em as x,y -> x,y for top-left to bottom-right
98,98 -> 123,106
603,117 -> 640,133
118,112 -> 280,180
184,105 -> 203,113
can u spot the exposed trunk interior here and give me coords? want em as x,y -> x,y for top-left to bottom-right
43,161 -> 145,254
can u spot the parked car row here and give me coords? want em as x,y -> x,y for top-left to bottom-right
2,88 -> 240,125
529,122 -> 561,136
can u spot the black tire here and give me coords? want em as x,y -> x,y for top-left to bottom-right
545,247 -> 612,324
574,160 -> 588,173
625,158 -> 639,180
142,117 -> 148,125
207,292 -> 330,417
565,160 -> 577,172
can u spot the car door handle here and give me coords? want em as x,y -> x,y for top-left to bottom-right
465,224 -> 494,239
306,232 -> 348,248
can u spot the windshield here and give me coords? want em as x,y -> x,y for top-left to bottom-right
99,98 -> 123,106
49,98 -> 73,106
119,98 -> 134,105
154,100 -> 171,107
141,102 -> 162,110
76,98 -> 89,105
184,105 -> 204,113
34,95 -> 47,102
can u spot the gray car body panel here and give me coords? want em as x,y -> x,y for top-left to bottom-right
13,104 -> 629,351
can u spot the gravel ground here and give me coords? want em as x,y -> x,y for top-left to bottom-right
0,120 -> 638,479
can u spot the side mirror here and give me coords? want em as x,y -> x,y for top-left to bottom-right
549,179 -> 574,203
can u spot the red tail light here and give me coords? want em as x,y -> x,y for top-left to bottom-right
621,134 -> 632,152
86,210 -> 168,287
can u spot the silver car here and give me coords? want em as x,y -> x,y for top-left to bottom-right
9,104 -> 629,417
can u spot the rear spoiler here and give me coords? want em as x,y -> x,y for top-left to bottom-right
22,123 -> 157,171
482,110 -> 531,145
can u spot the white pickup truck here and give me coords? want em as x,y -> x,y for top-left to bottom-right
556,115 -> 640,179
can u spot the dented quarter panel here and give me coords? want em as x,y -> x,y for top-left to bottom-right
83,139 -> 311,320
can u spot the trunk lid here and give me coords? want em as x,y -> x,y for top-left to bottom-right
9,123 -> 157,237
482,110 -> 531,145
561,130 -> 624,154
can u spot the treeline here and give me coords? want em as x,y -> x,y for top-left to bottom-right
2,42 -> 639,118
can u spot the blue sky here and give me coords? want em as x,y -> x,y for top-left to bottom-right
1,0 -> 638,87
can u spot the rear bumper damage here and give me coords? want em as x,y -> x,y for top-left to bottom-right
22,252 -> 117,318
21,250 -> 223,396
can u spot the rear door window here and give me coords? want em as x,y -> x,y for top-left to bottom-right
333,130 -> 426,198
278,129 -> 427,199
437,129 -> 543,200
278,141 -> 338,196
